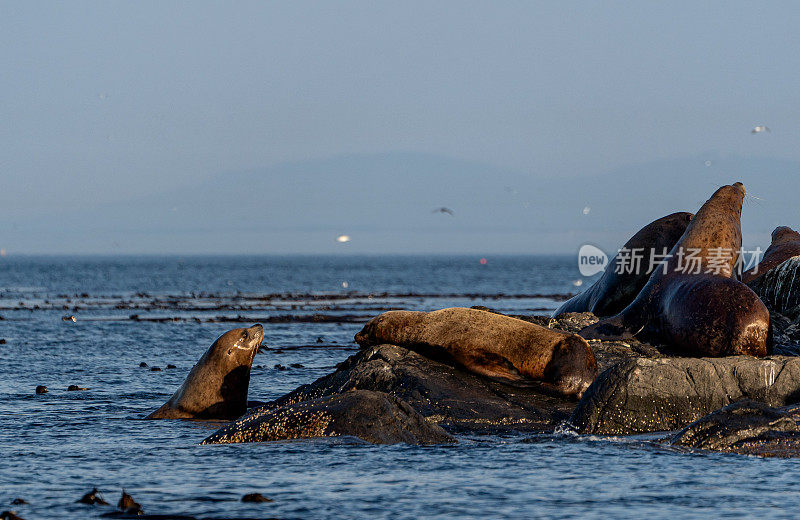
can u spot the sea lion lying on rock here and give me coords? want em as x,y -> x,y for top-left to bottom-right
146,324 -> 263,420
354,307 -> 597,399
201,390 -> 455,445
555,212 -> 693,317
581,183 -> 771,357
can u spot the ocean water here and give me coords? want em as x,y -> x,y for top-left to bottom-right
1,255 -> 799,520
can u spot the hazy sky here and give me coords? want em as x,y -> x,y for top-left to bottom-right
2,1 -> 800,253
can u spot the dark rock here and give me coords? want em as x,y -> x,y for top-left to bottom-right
316,337 -> 324,343
747,256 -> 800,319
166,364 -> 177,369
9,500 -> 25,506
670,399 -> 800,457
571,356 -> 800,435
241,493 -> 273,503
289,363 -> 304,368
139,362 -> 148,368
77,487 -> 109,505
35,385 -> 47,395
273,364 -> 287,371
770,310 -> 800,354
253,344 -> 574,433
150,367 -> 161,372
117,490 -> 142,513
201,390 -> 455,445
587,339 -> 665,374
0,339 -> 6,344
0,511 -> 24,520
521,312 -> 599,334
67,385 -> 88,391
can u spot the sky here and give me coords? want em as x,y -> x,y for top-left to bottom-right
2,1 -> 800,254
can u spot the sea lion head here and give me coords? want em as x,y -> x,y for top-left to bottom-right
207,324 -> 264,368
667,182 -> 746,278
771,226 -> 800,244
709,182 -> 745,212
543,334 -> 598,400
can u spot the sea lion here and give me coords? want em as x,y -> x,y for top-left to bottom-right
554,212 -> 693,317
741,226 -> 800,284
146,324 -> 263,420
580,183 -> 771,357
354,307 -> 597,399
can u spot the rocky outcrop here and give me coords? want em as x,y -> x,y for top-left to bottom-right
671,400 -> 800,457
201,390 -> 454,445
247,344 -> 576,433
570,356 -> 800,435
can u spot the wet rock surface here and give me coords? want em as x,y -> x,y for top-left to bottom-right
771,310 -> 800,355
202,389 -> 454,445
255,343 -> 576,433
570,356 -> 800,435
670,399 -> 800,457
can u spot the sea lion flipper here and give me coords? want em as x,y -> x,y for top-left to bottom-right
462,351 -> 526,383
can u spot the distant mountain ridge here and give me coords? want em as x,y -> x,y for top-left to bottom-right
4,152 -> 799,254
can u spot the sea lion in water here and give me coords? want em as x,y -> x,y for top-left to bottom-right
354,307 -> 597,399
580,183 -> 771,357
741,226 -> 800,284
146,324 -> 263,419
554,212 -> 693,317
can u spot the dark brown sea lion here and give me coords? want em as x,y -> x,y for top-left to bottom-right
555,212 -> 693,317
580,183 -> 770,357
146,324 -> 263,419
741,226 -> 800,283
354,307 -> 597,399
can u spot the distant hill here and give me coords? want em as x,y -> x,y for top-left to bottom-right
5,152 -> 799,254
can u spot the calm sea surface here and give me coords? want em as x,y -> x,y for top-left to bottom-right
1,255 -> 799,519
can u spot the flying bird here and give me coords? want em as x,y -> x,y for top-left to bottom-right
335,235 -> 351,243
432,207 -> 455,216
751,125 -> 770,134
